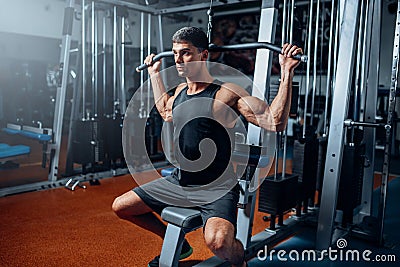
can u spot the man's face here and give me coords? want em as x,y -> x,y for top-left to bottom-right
172,41 -> 207,77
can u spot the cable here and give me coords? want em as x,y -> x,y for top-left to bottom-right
207,0 -> 214,44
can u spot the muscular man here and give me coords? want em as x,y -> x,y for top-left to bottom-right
113,26 -> 302,267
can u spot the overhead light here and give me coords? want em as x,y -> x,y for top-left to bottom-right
144,0 -> 159,5
70,70 -> 77,79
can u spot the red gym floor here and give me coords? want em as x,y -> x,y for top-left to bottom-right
0,168 -> 286,267
0,140 -> 392,267
0,130 -> 282,266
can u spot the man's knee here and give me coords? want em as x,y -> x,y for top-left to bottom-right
112,194 -> 133,219
112,195 -> 125,217
204,218 -> 236,255
111,190 -> 145,219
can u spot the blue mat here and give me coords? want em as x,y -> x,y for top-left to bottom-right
0,143 -> 30,159
2,127 -> 51,142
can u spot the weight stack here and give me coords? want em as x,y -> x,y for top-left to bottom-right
337,142 -> 365,226
145,116 -> 158,157
71,119 -> 105,165
123,116 -> 148,165
258,173 -> 299,228
292,129 -> 319,213
102,115 -> 124,163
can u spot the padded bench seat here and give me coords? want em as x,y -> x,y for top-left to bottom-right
160,207 -> 203,267
2,128 -> 20,135
2,125 -> 51,168
0,143 -> 30,161
2,128 -> 52,142
19,130 -> 52,142
161,207 -> 203,230
232,143 -> 271,167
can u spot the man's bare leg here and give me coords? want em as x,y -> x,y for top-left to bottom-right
112,190 -> 166,238
204,217 -> 246,267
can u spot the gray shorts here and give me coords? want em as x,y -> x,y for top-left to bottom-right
133,174 -> 239,227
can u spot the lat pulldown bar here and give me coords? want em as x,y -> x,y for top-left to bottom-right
135,42 -> 308,72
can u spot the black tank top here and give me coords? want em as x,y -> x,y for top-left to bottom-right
172,81 -> 234,186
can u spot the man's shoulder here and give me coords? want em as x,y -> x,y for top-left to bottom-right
218,82 -> 249,98
213,82 -> 249,107
173,83 -> 188,96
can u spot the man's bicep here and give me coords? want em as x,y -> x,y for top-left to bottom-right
237,97 -> 258,123
237,96 -> 266,116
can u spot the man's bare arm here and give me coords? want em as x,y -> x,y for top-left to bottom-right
149,73 -> 171,120
143,54 -> 171,121
236,44 -> 302,132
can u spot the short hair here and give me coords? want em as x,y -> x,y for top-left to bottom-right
172,27 -> 209,51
